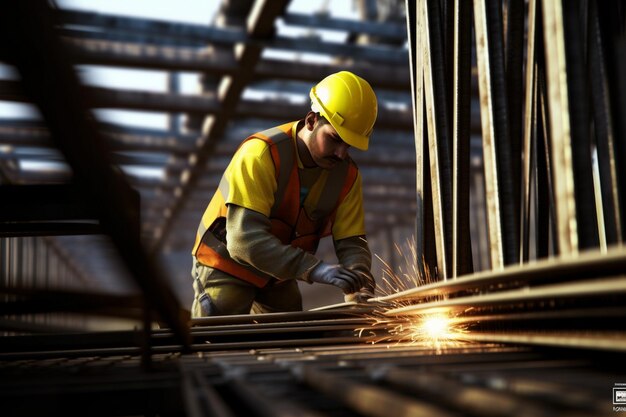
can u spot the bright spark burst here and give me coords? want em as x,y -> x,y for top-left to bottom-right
356,238 -> 469,348
422,315 -> 449,339
389,312 -> 468,346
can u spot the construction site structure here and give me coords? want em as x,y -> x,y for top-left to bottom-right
1,1 -> 625,416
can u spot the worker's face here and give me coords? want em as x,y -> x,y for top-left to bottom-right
308,117 -> 350,170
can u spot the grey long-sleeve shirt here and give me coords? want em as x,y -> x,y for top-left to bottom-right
225,204 -> 374,285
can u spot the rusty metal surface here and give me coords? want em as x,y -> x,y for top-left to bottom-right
0,315 -> 623,417
541,0 -> 579,255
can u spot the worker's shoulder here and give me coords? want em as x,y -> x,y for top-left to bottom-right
239,125 -> 294,158
237,137 -> 273,157
230,138 -> 277,175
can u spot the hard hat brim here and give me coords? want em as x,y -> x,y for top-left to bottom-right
333,124 -> 369,151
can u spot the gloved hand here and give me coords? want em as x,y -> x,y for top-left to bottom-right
344,289 -> 375,303
343,270 -> 376,303
309,262 -> 369,294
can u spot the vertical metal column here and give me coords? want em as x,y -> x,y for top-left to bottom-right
588,0 -> 623,246
542,0 -> 584,255
473,0 -> 518,268
168,71 -> 180,134
504,0 -> 520,233
607,3 -> 626,242
420,0 -> 454,279
563,0 -> 599,251
1,238 -> 6,286
451,0 -> 473,277
521,0 -> 538,262
406,0 -> 426,280
536,61 -> 557,259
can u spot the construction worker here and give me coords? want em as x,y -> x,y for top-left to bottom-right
191,71 -> 378,316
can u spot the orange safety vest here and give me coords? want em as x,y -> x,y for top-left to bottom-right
192,121 -> 359,288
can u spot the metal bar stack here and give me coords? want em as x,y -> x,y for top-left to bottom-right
0,306 -> 624,416
409,0 -> 626,276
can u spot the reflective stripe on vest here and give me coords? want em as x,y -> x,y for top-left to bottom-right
192,121 -> 358,287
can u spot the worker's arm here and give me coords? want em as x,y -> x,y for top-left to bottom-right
225,204 -> 368,292
330,170 -> 376,301
335,236 -> 376,302
225,204 -> 316,279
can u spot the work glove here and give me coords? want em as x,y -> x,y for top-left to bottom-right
344,289 -> 375,303
343,270 -> 376,303
309,262 -> 369,294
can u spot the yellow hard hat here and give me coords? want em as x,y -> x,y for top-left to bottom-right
310,71 -> 378,151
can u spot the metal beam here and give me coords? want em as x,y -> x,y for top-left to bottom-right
541,0 -> 579,255
0,81 -> 414,130
420,0 -> 454,279
473,0 -> 517,268
292,365 -> 457,417
65,37 -> 239,74
65,37 -> 412,90
452,0 -> 473,277
588,0 -> 623,245
375,245 -> 626,303
281,12 -> 406,41
0,285 -> 145,319
386,276 -> 626,315
56,10 -> 408,64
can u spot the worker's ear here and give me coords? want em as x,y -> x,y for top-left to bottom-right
304,111 -> 318,131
